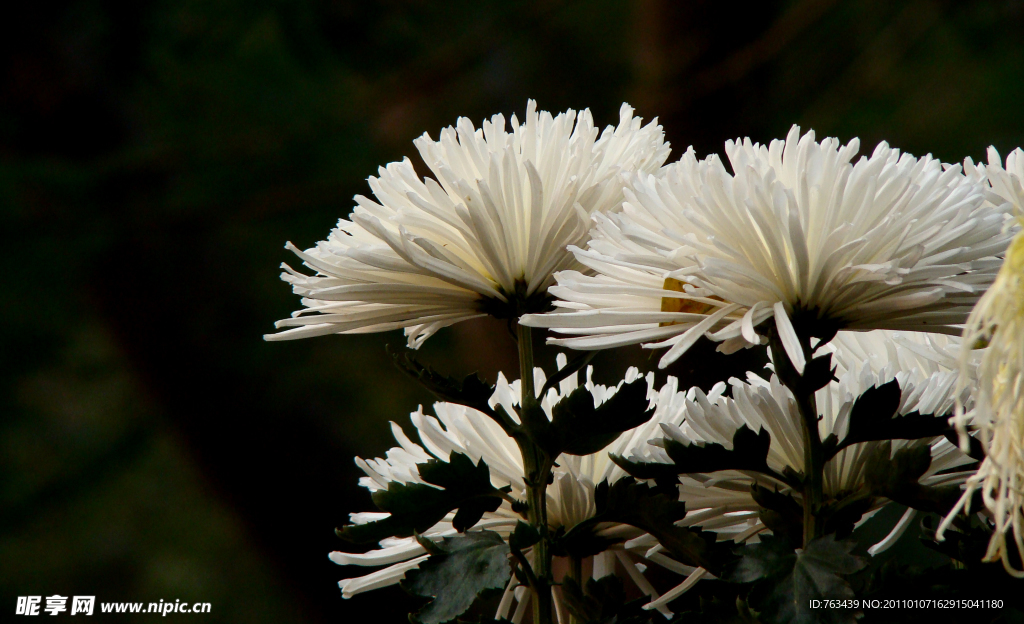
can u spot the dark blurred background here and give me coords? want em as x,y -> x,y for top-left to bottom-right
3,0 -> 1024,621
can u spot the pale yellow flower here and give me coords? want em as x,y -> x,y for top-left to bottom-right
940,221 -> 1024,575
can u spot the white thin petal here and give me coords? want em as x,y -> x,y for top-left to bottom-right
773,303 -> 806,374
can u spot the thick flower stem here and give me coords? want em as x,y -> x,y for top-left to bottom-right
795,390 -> 823,547
517,324 -> 555,624
769,327 -> 826,548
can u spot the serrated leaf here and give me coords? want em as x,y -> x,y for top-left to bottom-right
402,531 -> 511,624
616,426 -> 786,489
728,534 -> 865,624
550,377 -> 653,456
845,380 -> 901,441
391,349 -> 496,417
558,479 -> 729,573
727,534 -> 797,584
609,454 -> 682,487
829,380 -> 952,458
666,425 -> 773,474
338,453 -> 506,544
863,442 -> 961,514
667,589 -> 761,624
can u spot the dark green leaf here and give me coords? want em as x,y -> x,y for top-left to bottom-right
863,442 -> 961,514
337,453 -> 507,544
609,453 -> 683,488
390,349 -> 497,417
858,556 -> 1024,620
920,512 -> 1021,571
828,380 -> 952,458
615,425 -> 787,489
667,425 -> 772,475
667,585 -> 763,624
550,377 -> 653,456
750,485 -> 802,547
558,479 -> 730,573
727,534 -> 865,624
509,521 -> 540,552
453,496 -> 503,533
846,380 -> 902,442
801,353 -> 838,393
944,430 -> 986,461
402,531 -> 511,624
820,493 -> 873,539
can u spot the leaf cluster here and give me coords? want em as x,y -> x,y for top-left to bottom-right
726,534 -> 866,624
367,330 -> 988,624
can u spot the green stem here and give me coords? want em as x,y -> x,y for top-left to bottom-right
517,324 -> 554,624
770,328 -> 826,548
795,389 -> 823,547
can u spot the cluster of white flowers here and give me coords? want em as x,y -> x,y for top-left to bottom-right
331,331 -> 976,613
334,356 -> 751,619
267,101 -> 1024,612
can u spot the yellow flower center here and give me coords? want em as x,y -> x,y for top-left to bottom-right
660,278 -> 723,326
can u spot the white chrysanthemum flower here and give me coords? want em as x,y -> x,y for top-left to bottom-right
647,330 -> 975,555
331,357 -> 753,619
965,146 -> 1024,215
939,148 -> 1024,575
266,101 -> 669,348
522,126 -> 1014,369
